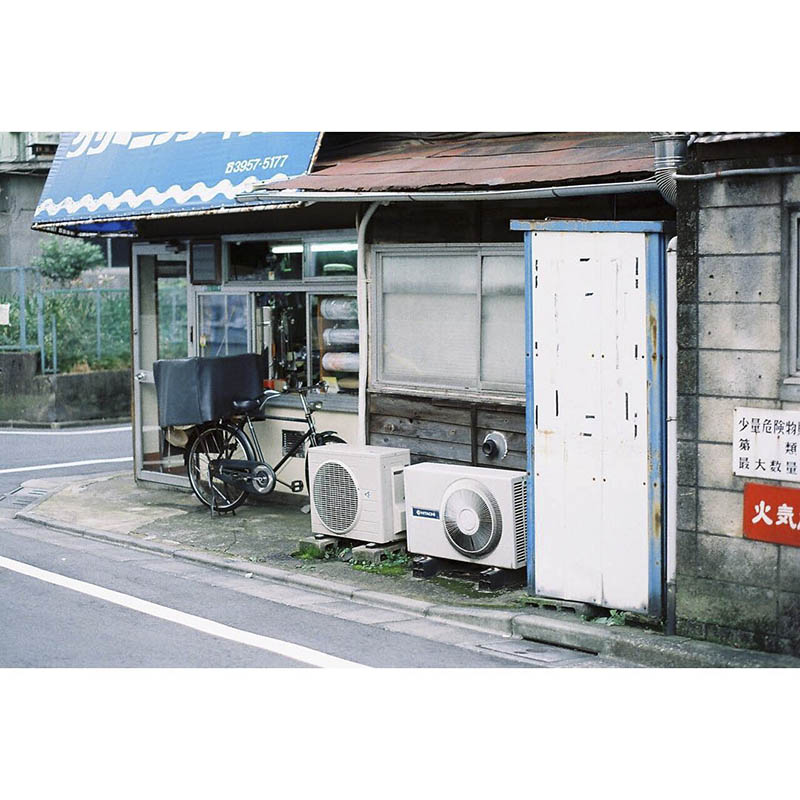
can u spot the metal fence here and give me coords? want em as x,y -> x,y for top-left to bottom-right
0,266 -> 132,373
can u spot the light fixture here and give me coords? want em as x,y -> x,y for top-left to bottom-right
310,242 -> 358,253
270,243 -> 303,254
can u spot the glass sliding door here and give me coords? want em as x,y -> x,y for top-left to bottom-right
132,244 -> 190,485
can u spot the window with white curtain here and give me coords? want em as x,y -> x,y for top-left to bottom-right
374,245 -> 525,394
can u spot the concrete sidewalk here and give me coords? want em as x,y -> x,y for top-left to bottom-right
10,470 -> 800,668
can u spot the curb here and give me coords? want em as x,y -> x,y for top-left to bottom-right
0,417 -> 131,431
15,508 -> 800,669
0,417 -> 131,430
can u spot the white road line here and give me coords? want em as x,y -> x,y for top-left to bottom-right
0,457 -> 133,475
0,426 -> 131,436
0,555 -> 366,669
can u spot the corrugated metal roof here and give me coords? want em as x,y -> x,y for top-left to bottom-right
265,132 -> 654,193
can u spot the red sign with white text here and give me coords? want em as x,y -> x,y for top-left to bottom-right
743,482 -> 800,547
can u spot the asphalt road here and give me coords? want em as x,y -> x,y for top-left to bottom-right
0,423 -> 621,668
0,424 -> 133,498
0,518 -> 557,668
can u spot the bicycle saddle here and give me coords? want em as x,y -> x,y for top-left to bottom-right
232,398 -> 261,413
231,389 -> 281,414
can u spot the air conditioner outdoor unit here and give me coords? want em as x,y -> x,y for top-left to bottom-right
308,444 -> 410,544
404,463 -> 528,570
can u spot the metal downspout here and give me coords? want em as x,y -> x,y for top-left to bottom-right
356,201 -> 382,446
651,134 -> 690,207
665,236 -> 678,634
649,135 -> 687,630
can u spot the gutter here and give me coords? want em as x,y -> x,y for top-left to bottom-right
236,178 -> 660,205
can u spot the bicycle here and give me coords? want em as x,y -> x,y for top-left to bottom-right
186,381 -> 345,513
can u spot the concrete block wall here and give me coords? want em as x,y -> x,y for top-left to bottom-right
0,173 -> 52,266
676,163 -> 800,655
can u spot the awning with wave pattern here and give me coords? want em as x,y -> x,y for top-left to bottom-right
32,131 -> 322,236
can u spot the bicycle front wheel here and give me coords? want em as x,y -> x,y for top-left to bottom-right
187,423 -> 254,512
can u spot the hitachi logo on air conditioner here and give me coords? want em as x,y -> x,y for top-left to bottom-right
412,507 -> 440,520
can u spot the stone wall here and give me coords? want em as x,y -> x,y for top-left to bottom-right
676,159 -> 800,655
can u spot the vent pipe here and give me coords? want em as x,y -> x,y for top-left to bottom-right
651,133 -> 690,206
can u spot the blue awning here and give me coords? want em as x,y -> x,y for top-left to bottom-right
32,131 -> 322,236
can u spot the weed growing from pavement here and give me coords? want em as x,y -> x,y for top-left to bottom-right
352,550 -> 411,576
591,608 -> 627,626
291,542 -> 412,576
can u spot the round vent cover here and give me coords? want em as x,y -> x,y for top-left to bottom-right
313,460 -> 360,534
442,479 -> 502,557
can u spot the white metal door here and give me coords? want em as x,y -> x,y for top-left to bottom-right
532,230 -> 653,612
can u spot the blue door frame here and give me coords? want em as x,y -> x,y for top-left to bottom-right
511,220 -> 668,618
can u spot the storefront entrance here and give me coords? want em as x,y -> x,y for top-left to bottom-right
132,243 -> 190,485
131,235 -> 361,491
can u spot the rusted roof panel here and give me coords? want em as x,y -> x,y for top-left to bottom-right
266,132 -> 654,193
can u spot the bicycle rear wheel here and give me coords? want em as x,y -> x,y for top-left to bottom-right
187,423 -> 254,512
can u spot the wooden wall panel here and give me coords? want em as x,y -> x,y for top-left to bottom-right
368,392 -> 526,471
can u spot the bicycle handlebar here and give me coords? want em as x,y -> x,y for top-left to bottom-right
278,380 -> 328,396
258,381 -> 328,408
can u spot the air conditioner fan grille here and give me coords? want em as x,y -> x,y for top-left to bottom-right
313,461 -> 359,533
443,484 -> 502,557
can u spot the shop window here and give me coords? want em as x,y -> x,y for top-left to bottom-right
375,245 -> 524,394
222,232 -> 360,402
255,292 -> 308,388
381,252 -> 479,386
253,291 -> 360,394
307,241 -> 357,279
155,268 -> 188,361
310,294 -> 359,394
197,293 -> 249,358
229,240 -> 303,282
191,241 -> 220,284
480,254 -> 525,389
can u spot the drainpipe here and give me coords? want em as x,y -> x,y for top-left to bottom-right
665,236 -> 678,635
650,134 -> 688,632
675,166 -> 800,182
651,133 -> 690,206
356,201 -> 382,446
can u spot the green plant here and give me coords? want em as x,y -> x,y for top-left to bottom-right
592,609 -> 627,626
0,289 -> 131,373
352,550 -> 411,576
32,238 -> 106,284
292,541 -> 343,561
41,291 -> 131,372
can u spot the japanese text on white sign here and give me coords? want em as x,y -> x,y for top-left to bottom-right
733,407 -> 800,483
